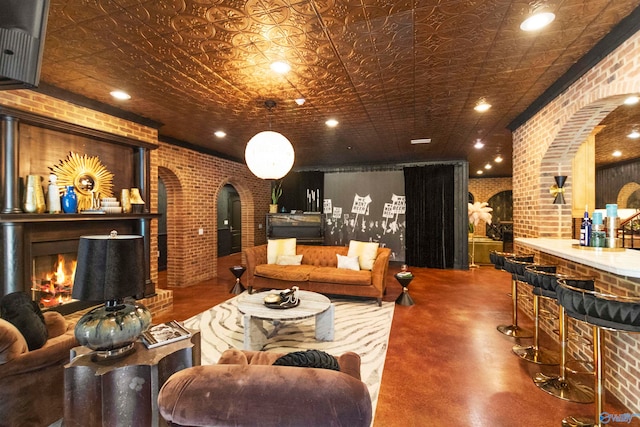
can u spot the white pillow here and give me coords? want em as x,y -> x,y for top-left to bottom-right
347,240 -> 379,270
337,254 -> 360,271
276,254 -> 303,265
267,238 -> 296,264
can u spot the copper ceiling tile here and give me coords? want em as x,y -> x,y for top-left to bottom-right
27,0 -> 640,175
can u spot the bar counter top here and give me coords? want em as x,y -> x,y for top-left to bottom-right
516,237 -> 640,278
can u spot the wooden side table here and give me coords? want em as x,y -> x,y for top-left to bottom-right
64,331 -> 200,427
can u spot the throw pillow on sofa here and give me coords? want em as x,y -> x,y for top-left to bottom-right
273,349 -> 340,372
0,292 -> 48,351
337,254 -> 360,271
267,238 -> 297,264
276,254 -> 303,265
348,240 -> 379,270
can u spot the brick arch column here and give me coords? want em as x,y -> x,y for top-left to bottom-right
157,166 -> 187,287
538,97 -> 624,237
617,182 -> 640,208
513,25 -> 640,239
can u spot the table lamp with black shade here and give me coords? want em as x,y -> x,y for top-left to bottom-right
72,231 -> 151,360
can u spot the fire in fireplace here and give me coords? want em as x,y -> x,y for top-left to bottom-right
31,252 -> 78,308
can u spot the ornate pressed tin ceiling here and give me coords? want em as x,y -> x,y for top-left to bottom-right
38,0 -> 640,176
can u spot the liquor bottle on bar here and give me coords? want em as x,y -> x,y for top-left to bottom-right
579,206 -> 591,246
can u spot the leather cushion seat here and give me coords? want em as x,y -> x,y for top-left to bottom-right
503,256 -> 535,282
554,279 -> 640,333
489,251 -> 515,270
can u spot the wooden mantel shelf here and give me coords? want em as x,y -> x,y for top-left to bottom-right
516,237 -> 640,278
0,213 -> 160,223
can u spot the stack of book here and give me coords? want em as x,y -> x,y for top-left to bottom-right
141,320 -> 191,349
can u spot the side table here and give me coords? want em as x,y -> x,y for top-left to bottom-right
395,273 -> 415,306
64,331 -> 200,427
229,265 -> 247,294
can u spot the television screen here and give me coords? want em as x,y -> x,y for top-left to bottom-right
0,0 -> 50,90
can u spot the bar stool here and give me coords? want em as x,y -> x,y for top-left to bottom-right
489,250 -> 515,271
512,264 -> 559,365
534,277 -> 595,404
554,279 -> 640,427
497,255 -> 535,338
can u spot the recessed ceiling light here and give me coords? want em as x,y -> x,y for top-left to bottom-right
474,139 -> 485,149
326,119 -> 339,127
624,96 -> 639,105
214,130 -> 226,138
476,170 -> 483,175
484,163 -> 492,170
627,129 -> 640,139
295,98 -> 305,106
270,61 -> 291,74
110,90 -> 131,100
520,11 -> 555,32
494,155 -> 503,163
474,99 -> 491,112
613,150 -> 622,157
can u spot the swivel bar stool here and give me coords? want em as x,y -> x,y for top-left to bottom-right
533,276 -> 595,404
497,255 -> 535,338
512,264 -> 560,365
489,250 -> 516,271
554,279 -> 640,427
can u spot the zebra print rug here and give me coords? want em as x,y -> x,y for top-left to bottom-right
183,293 -> 395,415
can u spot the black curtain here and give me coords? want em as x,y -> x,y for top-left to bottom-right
279,171 -> 324,212
404,165 -> 455,268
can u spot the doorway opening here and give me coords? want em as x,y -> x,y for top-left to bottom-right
217,184 -> 241,256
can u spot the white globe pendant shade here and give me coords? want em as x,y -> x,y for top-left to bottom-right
245,130 -> 295,179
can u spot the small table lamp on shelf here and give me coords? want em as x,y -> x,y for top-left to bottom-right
72,231 -> 151,361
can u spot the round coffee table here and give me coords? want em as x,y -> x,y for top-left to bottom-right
237,290 -> 335,351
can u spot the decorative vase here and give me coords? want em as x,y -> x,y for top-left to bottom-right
129,187 -> 145,213
47,174 -> 61,214
62,185 -> 78,213
269,204 -> 278,213
23,175 -> 46,213
120,189 -> 131,213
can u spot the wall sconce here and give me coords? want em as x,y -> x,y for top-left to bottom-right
550,175 -> 567,204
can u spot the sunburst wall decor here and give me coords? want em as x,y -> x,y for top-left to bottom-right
49,152 -> 114,212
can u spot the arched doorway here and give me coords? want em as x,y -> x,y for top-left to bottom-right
217,184 -> 241,256
157,166 -> 187,287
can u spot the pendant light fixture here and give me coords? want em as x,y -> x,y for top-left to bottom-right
245,100 -> 295,180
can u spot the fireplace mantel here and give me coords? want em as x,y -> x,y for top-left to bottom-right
1,105 -> 158,309
0,213 -> 159,223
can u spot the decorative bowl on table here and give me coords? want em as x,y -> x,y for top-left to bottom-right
264,286 -> 300,309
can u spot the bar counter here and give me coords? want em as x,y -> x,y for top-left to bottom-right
516,237 -> 640,279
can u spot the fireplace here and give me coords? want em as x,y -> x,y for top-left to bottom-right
1,103 -> 157,315
12,218 -> 154,315
31,245 -> 77,309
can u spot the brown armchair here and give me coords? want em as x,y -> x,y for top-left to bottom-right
0,311 -> 77,427
158,349 -> 372,426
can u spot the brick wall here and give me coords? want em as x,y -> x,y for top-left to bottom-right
468,177 -> 512,236
0,90 -> 157,144
512,28 -> 640,413
155,142 -> 270,287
